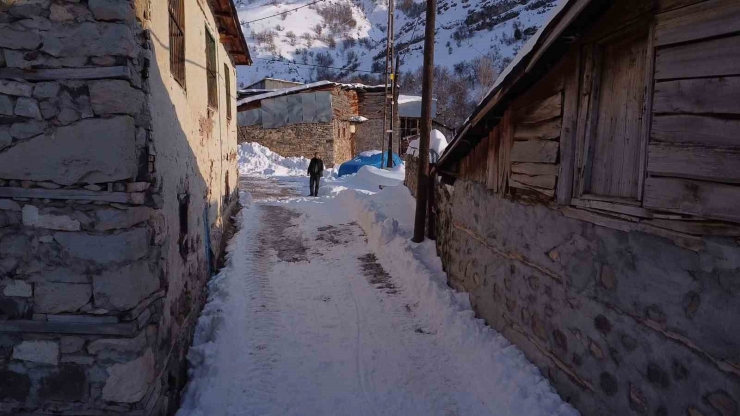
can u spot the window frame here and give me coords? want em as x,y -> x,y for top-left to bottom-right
572,20 -> 655,206
224,63 -> 232,121
205,27 -> 218,110
168,0 -> 186,89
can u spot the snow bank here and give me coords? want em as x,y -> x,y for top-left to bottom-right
406,130 -> 448,158
238,142 -> 310,176
333,186 -> 580,416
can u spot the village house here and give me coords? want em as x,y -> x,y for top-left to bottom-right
0,0 -> 249,414
237,81 -> 435,167
428,0 -> 740,415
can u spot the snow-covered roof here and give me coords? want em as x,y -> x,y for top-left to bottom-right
237,81 -> 385,107
398,95 -> 438,119
438,0 -> 585,168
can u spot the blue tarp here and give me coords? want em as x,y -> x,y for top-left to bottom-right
338,152 -> 403,177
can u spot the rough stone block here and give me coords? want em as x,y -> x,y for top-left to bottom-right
38,364 -> 88,401
0,116 -> 137,185
95,206 -> 153,231
33,82 -> 61,100
12,340 -> 59,365
0,95 -> 14,116
0,80 -> 33,97
102,348 -> 154,403
49,3 -> 92,22
89,80 -> 144,116
3,280 -> 32,298
93,260 -> 159,311
29,268 -> 88,284
54,227 -> 148,264
61,355 -> 94,365
14,97 -> 42,119
34,282 -> 92,314
0,128 -> 11,151
60,336 -> 85,354
22,205 -> 81,231
87,331 -> 146,355
40,99 -> 60,120
89,0 -> 134,21
0,24 -> 42,50
42,23 -> 137,58
9,120 -> 46,139
0,369 -> 31,401
0,234 -> 30,257
0,199 -> 21,211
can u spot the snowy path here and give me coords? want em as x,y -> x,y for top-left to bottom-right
177,175 -> 579,416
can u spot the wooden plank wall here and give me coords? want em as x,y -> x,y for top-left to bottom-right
645,0 -> 740,222
507,62 -> 566,199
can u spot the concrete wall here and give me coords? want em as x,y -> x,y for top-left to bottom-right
0,0 -> 239,414
434,180 -> 740,416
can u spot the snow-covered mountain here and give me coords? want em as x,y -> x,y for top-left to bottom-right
236,0 -> 558,87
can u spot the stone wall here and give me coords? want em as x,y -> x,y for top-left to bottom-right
0,1 -> 240,415
238,123 -> 335,165
434,179 -> 740,416
404,155 -> 419,198
355,91 -> 399,155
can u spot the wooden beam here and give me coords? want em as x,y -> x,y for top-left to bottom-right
510,173 -> 557,189
514,92 -> 562,125
651,115 -> 740,147
0,66 -> 131,81
511,162 -> 559,176
511,140 -> 559,163
653,77 -> 740,115
557,49 -> 580,205
655,34 -> 740,80
643,176 -> 740,223
647,143 -> 740,183
514,118 -> 561,141
0,187 -> 145,204
655,0 -> 740,47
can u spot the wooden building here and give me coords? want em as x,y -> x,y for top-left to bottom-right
433,1 -> 740,415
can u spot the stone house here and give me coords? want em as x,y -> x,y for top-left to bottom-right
236,81 -> 388,167
431,0 -> 740,415
0,0 -> 249,415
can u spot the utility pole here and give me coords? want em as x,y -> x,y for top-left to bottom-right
382,0 -> 396,168
412,0 -> 436,243
394,54 -> 402,157
387,53 -> 400,168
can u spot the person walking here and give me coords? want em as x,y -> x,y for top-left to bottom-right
307,152 -> 324,197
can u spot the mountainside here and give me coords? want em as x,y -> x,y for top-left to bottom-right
235,0 -> 559,126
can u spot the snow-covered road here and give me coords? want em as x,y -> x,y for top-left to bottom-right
177,146 -> 578,416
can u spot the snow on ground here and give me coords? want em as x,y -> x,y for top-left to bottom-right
238,142 -> 310,176
177,145 -> 579,416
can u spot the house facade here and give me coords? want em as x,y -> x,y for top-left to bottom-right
0,0 -> 249,414
237,81 -> 394,166
433,1 -> 740,415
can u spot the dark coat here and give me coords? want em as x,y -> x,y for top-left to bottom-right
308,157 -> 324,177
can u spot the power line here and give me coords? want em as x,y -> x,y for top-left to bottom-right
241,0 -> 332,24
254,57 -> 381,74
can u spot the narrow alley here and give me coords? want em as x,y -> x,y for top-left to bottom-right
176,175 -> 578,416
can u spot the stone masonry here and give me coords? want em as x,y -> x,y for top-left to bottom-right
0,1 -> 241,415
434,180 -> 740,416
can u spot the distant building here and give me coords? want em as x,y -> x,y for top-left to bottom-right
0,0 -> 249,414
237,82 -> 433,166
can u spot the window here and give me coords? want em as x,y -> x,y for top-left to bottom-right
206,28 -> 218,109
224,64 -> 232,121
575,24 -> 651,203
168,0 -> 185,87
